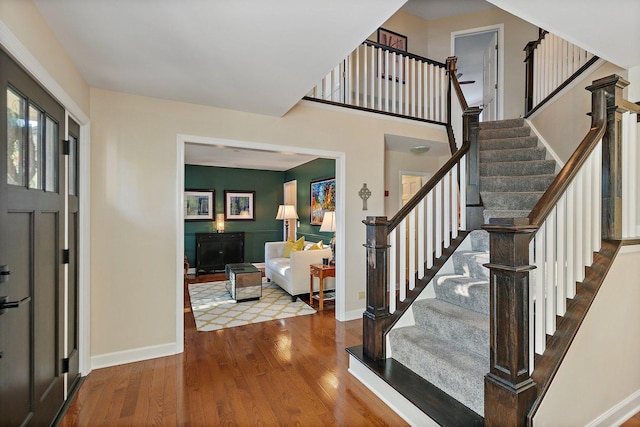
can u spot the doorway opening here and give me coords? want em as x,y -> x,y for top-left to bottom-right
452,24 -> 504,121
176,135 -> 347,351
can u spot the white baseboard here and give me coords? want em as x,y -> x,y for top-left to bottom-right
586,389 -> 640,427
343,308 -> 364,321
348,355 -> 438,427
90,342 -> 179,370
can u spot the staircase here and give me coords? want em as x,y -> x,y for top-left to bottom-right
387,118 -> 559,417
479,118 -> 557,222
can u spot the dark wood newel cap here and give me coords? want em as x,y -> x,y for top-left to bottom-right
362,216 -> 389,226
586,74 -> 629,92
482,217 -> 538,233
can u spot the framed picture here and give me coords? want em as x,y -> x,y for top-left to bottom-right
224,190 -> 255,220
377,27 -> 407,83
184,190 -> 214,221
310,177 -> 336,225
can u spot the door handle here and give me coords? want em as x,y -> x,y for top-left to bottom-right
0,295 -> 31,315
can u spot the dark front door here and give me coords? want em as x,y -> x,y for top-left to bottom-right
0,48 -> 65,426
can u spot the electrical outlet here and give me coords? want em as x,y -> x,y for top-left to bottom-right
358,291 -> 365,300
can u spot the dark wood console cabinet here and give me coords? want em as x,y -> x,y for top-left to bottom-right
195,232 -> 245,275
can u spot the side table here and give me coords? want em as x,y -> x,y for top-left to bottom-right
309,263 -> 335,311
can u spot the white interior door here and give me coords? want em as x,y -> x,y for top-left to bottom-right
482,32 -> 498,121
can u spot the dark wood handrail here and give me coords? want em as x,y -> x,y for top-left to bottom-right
449,65 -> 469,111
527,89 -> 607,227
362,40 -> 447,68
388,142 -> 469,231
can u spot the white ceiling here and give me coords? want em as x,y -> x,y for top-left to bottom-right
32,0 -> 640,169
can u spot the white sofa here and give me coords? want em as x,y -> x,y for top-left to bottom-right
264,241 -> 333,300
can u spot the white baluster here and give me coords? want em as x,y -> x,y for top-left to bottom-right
566,184 -> 576,298
574,169 -> 585,283
583,152 -> 593,266
556,195 -> 567,316
593,143 -> 602,252
545,208 -> 556,335
391,51 -> 397,114
362,45 -> 368,109
435,181 -> 442,258
417,62 -> 423,119
451,163 -> 459,239
377,48 -> 383,111
418,198 -> 425,278
459,157 -> 467,230
409,209 -> 416,290
389,228 -> 397,313
399,217 -> 407,300
443,171 -> 451,248
426,190 -> 434,268
411,58 -> 416,118
534,225 -> 546,354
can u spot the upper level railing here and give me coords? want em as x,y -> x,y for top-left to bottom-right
483,75 -> 640,426
306,41 -> 449,124
362,58 -> 481,361
524,30 -> 599,117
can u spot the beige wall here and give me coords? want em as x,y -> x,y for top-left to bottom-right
369,10 -> 430,59
89,90 -> 447,356
0,0 -> 90,115
530,61 -> 626,162
534,247 -> 640,426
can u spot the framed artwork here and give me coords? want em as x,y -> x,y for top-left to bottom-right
377,27 -> 407,83
310,177 -> 336,225
184,190 -> 214,221
224,190 -> 255,220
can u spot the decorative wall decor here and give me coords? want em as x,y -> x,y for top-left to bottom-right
310,177 -> 336,225
377,27 -> 407,83
184,190 -> 214,221
359,183 -> 371,210
224,190 -> 255,220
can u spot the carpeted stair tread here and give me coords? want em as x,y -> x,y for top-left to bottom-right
479,126 -> 531,140
412,299 -> 489,358
433,274 -> 490,315
480,175 -> 556,192
479,118 -> 524,129
480,135 -> 539,151
470,229 -> 489,252
389,326 -> 488,416
452,251 -> 489,280
481,191 -> 544,210
480,147 -> 547,163
480,159 -> 556,176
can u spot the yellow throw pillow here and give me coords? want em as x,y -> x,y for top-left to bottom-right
283,237 -> 305,258
307,240 -> 323,250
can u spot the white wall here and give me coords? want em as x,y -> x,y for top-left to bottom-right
534,246 -> 640,426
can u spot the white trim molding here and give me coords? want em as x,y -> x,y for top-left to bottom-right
91,343 -> 178,370
585,388 -> 640,427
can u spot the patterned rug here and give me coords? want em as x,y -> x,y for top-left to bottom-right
188,279 -> 316,331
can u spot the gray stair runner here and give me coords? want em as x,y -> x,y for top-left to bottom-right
389,229 -> 490,416
478,118 -> 557,222
388,119 -> 558,417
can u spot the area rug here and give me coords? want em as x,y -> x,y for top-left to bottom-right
188,279 -> 316,331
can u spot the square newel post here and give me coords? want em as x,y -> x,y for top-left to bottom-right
362,216 -> 392,360
587,74 -> 630,240
483,218 -> 538,426
464,107 -> 483,230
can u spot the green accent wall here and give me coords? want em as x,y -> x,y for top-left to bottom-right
284,158 -> 336,244
185,165 -> 284,266
185,158 -> 335,268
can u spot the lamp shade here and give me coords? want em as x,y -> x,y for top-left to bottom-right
215,213 -> 225,232
319,211 -> 336,232
275,204 -> 298,220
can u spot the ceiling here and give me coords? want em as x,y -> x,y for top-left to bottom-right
32,0 -> 640,169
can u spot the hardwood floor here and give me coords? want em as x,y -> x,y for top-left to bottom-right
59,277 -> 406,426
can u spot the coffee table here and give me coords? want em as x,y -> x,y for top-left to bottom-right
225,263 -> 262,302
